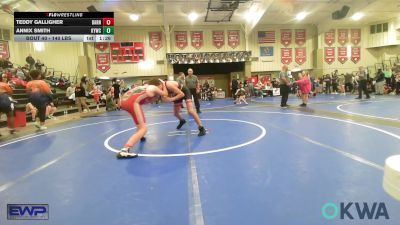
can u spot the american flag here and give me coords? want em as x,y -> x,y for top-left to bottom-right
258,31 -> 275,44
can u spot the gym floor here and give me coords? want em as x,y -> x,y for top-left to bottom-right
1,94 -> 400,225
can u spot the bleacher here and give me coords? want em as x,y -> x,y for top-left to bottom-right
0,86 -> 104,128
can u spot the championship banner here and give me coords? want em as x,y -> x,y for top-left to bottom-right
324,47 -> 335,64
258,31 -> 275,44
324,29 -> 335,46
95,43 -> 109,52
295,48 -> 306,65
110,42 -> 145,63
175,31 -> 188,50
351,47 -> 361,64
228,30 -> 240,49
149,31 -> 162,51
280,29 -> 292,47
295,29 -> 306,46
337,29 -> 348,46
191,31 -> 203,49
337,47 -> 348,64
281,48 -> 292,64
351,29 -> 361,45
0,41 -> 10,59
96,53 -> 110,73
212,30 -> 224,48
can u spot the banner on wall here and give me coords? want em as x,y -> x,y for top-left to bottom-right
337,47 -> 348,64
351,29 -> 361,45
95,43 -> 109,52
337,29 -> 348,46
0,41 -> 10,59
324,47 -> 335,64
280,29 -> 292,47
295,29 -> 306,46
212,30 -> 224,48
351,47 -> 361,64
110,42 -> 145,63
96,53 -> 110,73
191,31 -> 203,49
149,31 -> 163,51
228,30 -> 240,48
281,48 -> 292,64
258,31 -> 275,44
324,29 -> 335,46
295,48 -> 306,65
260,46 -> 273,57
175,31 -> 188,50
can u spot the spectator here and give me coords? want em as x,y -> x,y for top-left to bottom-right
355,66 -> 370,99
112,78 -> 121,110
66,83 -> 75,100
231,78 -> 238,100
324,74 -> 332,94
375,68 -> 385,95
26,54 -> 35,71
295,70 -> 311,107
26,70 -> 52,130
75,81 -> 90,113
177,72 -> 186,87
0,74 -> 15,135
344,73 -> 353,92
35,59 -> 44,72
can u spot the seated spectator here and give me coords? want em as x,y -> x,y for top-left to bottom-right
235,84 -> 248,105
35,59 -> 44,72
16,67 -> 26,80
0,74 -> 15,134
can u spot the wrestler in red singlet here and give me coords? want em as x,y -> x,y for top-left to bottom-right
117,79 -> 170,158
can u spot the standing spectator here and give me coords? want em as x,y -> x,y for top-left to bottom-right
332,74 -> 338,94
177,72 -> 186,87
75,81 -> 90,113
355,66 -> 370,99
26,70 -> 52,130
384,66 -> 392,88
344,73 -> 353,92
295,70 -> 312,107
375,68 -> 385,95
185,68 -> 201,113
25,54 -> 35,71
279,65 -> 290,107
396,70 -> 400,95
112,78 -> 121,110
231,78 -> 238,100
324,74 -> 332,94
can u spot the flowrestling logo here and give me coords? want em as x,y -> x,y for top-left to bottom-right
321,202 -> 389,220
7,204 -> 49,220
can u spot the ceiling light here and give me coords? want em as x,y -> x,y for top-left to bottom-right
188,12 -> 198,22
129,14 -> 140,21
351,12 -> 364,21
296,12 -> 308,21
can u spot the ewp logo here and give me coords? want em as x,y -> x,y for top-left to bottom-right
7,204 -> 49,220
321,202 -> 389,220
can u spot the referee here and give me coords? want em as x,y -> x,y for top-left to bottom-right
186,68 -> 201,113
